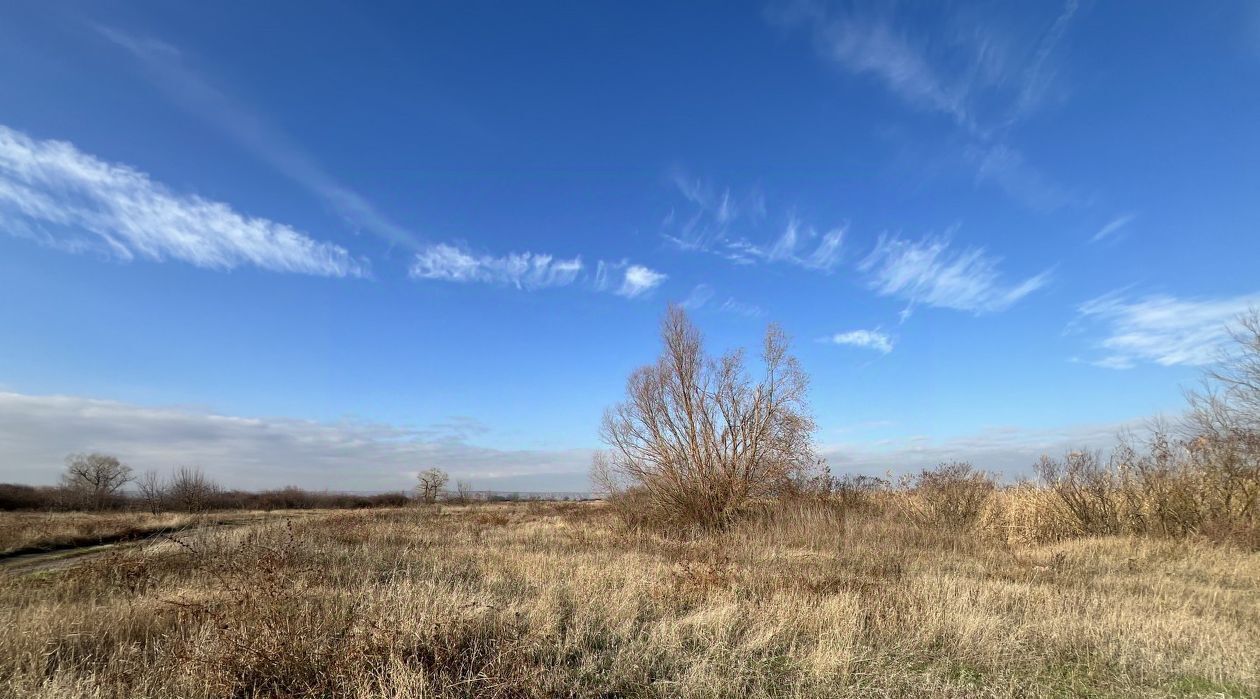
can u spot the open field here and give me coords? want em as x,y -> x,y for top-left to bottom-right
1,501 -> 1257,698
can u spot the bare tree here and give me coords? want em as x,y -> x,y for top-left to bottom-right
167,466 -> 219,513
61,453 -> 132,510
136,470 -> 167,514
596,305 -> 820,529
1189,307 -> 1260,437
455,479 -> 474,504
1182,307 -> 1260,529
416,468 -> 449,504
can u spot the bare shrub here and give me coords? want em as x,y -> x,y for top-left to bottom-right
1034,450 -> 1122,535
166,466 -> 219,513
61,452 -> 132,510
135,470 -> 166,514
595,305 -> 821,530
598,485 -> 661,531
832,473 -> 889,514
895,462 -> 996,531
1032,429 -> 1259,547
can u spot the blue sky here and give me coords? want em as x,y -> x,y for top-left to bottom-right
2,1 -> 1259,490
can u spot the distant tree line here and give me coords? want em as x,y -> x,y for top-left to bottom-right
0,461 -> 588,512
0,460 -> 412,512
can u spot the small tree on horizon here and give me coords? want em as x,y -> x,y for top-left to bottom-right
416,468 -> 449,504
61,453 -> 132,510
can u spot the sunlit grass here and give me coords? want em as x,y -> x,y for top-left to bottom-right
0,502 -> 1256,697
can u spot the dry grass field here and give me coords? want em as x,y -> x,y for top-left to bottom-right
1,500 -> 1256,698
0,511 -> 300,557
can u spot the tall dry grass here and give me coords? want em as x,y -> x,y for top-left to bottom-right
0,511 -> 211,556
1,501 -> 1255,698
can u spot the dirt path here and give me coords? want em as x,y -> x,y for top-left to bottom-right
0,513 -> 315,576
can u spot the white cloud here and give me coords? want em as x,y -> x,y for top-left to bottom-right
0,391 -> 593,491
97,26 -> 417,250
826,329 -> 893,354
1090,213 -> 1137,243
753,218 -> 845,271
662,174 -> 757,257
773,3 -> 1080,212
410,243 -> 582,290
1076,291 -> 1260,368
859,233 -> 1050,314
618,265 -> 668,298
970,144 -> 1079,211
664,174 -> 845,271
718,298 -> 765,318
779,1 -> 1079,133
822,416 -> 1146,479
818,15 -> 972,128
0,125 -> 366,277
416,250 -> 666,298
680,283 -> 716,310
594,260 -> 667,298
677,284 -> 763,317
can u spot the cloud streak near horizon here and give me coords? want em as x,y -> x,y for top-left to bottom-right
0,390 -> 1153,490
822,416 -> 1145,478
0,392 -> 593,492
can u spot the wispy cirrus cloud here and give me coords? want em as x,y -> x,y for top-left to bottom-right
410,243 -> 582,290
409,243 -> 665,299
813,11 -> 973,128
772,2 -> 1082,212
734,217 -> 846,271
969,143 -> 1080,211
860,233 -> 1050,315
774,1 -> 1079,134
0,124 -> 366,277
1075,291 -> 1260,368
679,283 -> 716,310
824,329 -> 894,354
678,283 -> 764,317
596,261 -> 668,298
1090,213 -> 1137,243
718,297 -> 766,318
96,26 -> 417,250
663,174 -> 844,271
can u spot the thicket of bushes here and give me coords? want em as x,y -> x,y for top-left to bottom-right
875,429 -> 1259,549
